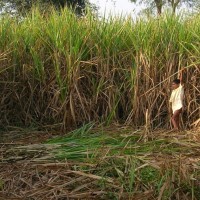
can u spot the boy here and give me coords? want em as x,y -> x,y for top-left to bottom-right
169,69 -> 184,130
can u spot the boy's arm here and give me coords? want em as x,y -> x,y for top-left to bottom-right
179,68 -> 185,85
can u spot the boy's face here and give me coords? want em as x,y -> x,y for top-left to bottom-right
172,82 -> 179,90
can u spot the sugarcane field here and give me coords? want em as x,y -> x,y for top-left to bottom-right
0,2 -> 200,200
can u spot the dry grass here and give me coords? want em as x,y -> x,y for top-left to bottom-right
0,126 -> 200,199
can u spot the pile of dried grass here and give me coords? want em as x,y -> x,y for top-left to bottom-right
0,128 -> 200,199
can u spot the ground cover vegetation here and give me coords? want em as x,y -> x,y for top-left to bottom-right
0,125 -> 200,199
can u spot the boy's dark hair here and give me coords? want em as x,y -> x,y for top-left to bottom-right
173,79 -> 180,84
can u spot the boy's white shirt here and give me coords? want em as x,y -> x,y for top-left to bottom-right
169,84 -> 184,114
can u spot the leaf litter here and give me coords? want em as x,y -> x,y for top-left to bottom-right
0,125 -> 200,199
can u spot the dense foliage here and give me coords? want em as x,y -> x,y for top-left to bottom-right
0,8 -> 199,129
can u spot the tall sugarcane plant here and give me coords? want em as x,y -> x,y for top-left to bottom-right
0,7 -> 199,129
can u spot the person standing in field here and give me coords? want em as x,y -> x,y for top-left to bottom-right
169,69 -> 185,130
